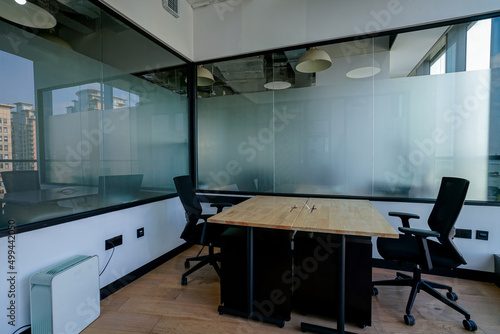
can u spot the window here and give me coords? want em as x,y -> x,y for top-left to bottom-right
466,19 -> 492,71
430,49 -> 446,75
0,0 -> 188,231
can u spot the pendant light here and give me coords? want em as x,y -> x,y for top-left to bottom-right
0,0 -> 56,29
296,47 -> 332,73
197,65 -> 215,86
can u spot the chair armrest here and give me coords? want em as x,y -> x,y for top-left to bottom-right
210,202 -> 232,213
389,211 -> 420,228
398,227 -> 440,238
398,227 -> 440,271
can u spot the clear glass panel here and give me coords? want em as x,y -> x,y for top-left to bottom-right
0,0 -> 188,230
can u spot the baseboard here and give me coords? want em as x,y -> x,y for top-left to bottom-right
100,242 -> 192,300
373,258 -> 498,284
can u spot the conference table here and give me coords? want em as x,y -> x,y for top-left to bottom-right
2,186 -> 98,204
208,195 -> 398,333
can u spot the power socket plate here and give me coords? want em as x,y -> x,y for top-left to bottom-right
105,235 -> 123,250
455,228 -> 472,239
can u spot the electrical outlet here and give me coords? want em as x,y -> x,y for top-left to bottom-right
455,228 -> 472,239
476,230 -> 489,240
137,227 -> 144,238
105,235 -> 123,250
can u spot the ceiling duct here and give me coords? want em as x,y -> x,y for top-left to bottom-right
162,0 -> 179,18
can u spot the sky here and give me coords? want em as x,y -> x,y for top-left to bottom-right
0,50 -> 35,105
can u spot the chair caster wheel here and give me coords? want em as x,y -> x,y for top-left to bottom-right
184,260 -> 190,269
446,291 -> 458,301
404,314 -> 415,326
372,287 -> 379,296
463,319 -> 477,331
181,277 -> 187,285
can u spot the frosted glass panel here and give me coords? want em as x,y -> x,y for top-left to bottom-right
198,90 -> 274,192
197,17 -> 498,202
373,71 -> 490,200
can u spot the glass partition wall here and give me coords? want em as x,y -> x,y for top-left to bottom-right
0,0 -> 189,231
197,16 -> 500,202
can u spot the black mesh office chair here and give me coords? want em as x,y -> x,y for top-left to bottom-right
173,175 -> 231,285
2,170 -> 40,192
373,177 -> 477,331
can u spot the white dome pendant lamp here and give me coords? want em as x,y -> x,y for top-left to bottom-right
296,47 -> 332,73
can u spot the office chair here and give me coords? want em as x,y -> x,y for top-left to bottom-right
373,177 -> 477,331
173,175 -> 231,285
2,170 -> 41,192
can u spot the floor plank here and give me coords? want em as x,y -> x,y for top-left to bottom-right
83,246 -> 500,334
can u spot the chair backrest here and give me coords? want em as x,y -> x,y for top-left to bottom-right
428,177 -> 469,265
173,175 -> 203,240
98,174 -> 143,203
1,170 -> 40,193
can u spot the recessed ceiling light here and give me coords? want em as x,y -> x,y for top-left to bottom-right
346,66 -> 381,79
264,81 -> 291,90
15,0 -> 27,5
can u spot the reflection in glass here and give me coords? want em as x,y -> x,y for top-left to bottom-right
0,0 -> 188,229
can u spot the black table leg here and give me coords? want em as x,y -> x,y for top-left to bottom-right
247,226 -> 254,315
301,234 -> 354,334
218,226 -> 285,327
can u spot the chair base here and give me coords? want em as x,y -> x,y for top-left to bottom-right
372,266 -> 477,331
181,245 -> 221,285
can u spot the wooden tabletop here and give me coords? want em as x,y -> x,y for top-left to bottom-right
208,195 -> 398,238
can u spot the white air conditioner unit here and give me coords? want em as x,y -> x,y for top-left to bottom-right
30,255 -> 100,334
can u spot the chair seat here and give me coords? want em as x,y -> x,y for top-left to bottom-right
183,223 -> 228,246
377,234 -> 462,269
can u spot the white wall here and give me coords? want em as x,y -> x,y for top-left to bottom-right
99,0 -> 195,61
0,197 -> 186,334
372,201 -> 500,273
193,0 -> 500,61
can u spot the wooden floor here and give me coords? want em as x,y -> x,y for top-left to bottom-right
83,245 -> 500,334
